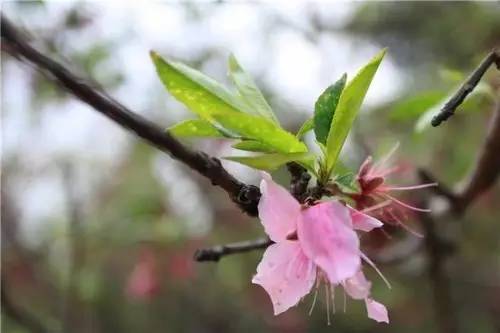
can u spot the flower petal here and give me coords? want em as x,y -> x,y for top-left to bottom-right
348,206 -> 383,232
298,201 -> 361,284
365,298 -> 389,323
252,241 -> 316,315
343,270 -> 372,300
258,172 -> 301,242
358,156 -> 373,179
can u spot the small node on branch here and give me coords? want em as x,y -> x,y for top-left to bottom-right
287,162 -> 311,202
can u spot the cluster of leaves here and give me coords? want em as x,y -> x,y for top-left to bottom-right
151,49 -> 385,185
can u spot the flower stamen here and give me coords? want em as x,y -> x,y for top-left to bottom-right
361,252 -> 391,290
384,182 -> 438,191
382,193 -> 431,212
308,276 -> 320,316
325,282 -> 331,326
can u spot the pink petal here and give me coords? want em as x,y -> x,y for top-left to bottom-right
358,156 -> 373,179
252,241 -> 316,315
258,172 -> 301,242
348,206 -> 383,232
343,270 -> 372,300
365,298 -> 389,323
126,250 -> 159,300
298,201 -> 361,284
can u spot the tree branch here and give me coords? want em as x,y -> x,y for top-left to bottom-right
456,103 -> 500,212
431,48 -> 500,127
0,15 -> 260,216
194,237 -> 273,262
417,168 -> 461,212
419,210 -> 457,333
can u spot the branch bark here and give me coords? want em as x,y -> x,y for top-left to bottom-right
0,15 -> 260,216
194,237 -> 273,262
456,103 -> 500,212
419,211 -> 457,333
432,49 -> 500,127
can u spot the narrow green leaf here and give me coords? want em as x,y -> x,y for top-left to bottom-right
325,49 -> 386,174
225,153 -> 312,171
232,140 -> 276,153
168,119 -> 225,138
212,112 -> 307,153
314,73 -> 347,144
228,54 -> 279,124
296,118 -> 314,138
151,51 -> 247,120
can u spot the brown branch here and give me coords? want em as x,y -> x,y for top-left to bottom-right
432,48 -> 500,127
416,169 -> 458,333
419,211 -> 458,333
456,103 -> 500,213
420,102 -> 500,216
417,168 -> 461,212
0,15 -> 260,216
194,237 -> 273,262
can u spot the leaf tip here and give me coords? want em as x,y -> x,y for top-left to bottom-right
227,53 -> 240,71
377,48 -> 388,60
149,50 -> 160,61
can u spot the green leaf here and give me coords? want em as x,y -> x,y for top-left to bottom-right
296,118 -> 314,138
314,73 -> 347,144
389,91 -> 446,121
168,119 -> 225,138
228,54 -> 279,124
212,112 -> 307,153
325,49 -> 386,174
225,153 -> 312,171
151,51 -> 247,120
232,140 -> 276,153
334,172 -> 359,193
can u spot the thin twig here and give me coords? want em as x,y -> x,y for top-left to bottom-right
431,48 -> 500,127
0,15 -> 260,216
194,237 -> 273,262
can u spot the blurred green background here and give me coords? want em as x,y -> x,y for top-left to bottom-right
2,2 -> 499,333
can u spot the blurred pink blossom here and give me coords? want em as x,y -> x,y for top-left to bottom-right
126,248 -> 160,300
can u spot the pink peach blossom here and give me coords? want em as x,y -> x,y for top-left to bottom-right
252,173 -> 389,323
126,248 -> 160,300
353,145 -> 436,235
